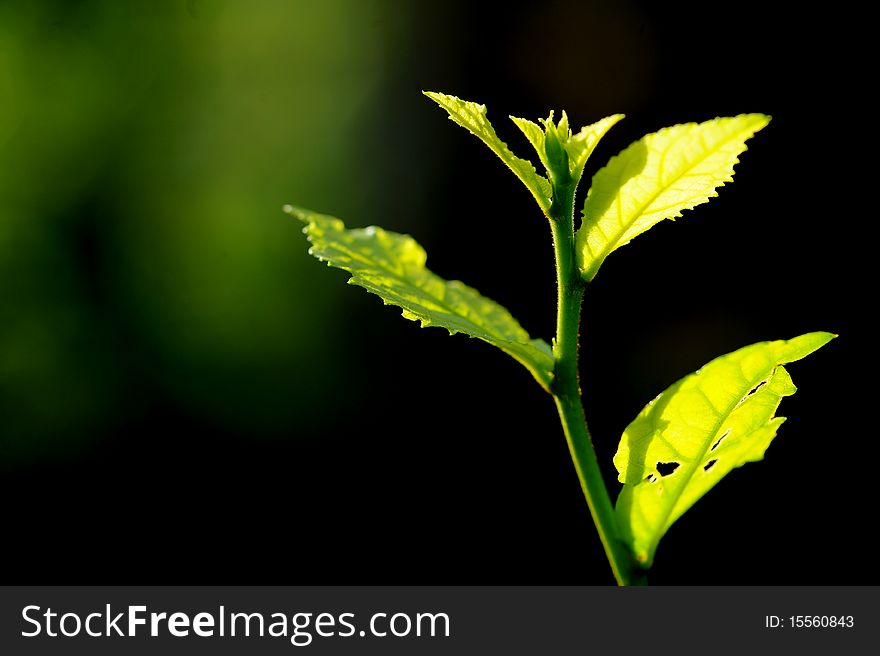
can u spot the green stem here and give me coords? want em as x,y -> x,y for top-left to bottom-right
548,175 -> 644,586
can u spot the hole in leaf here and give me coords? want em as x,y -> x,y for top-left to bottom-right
704,459 -> 718,472
747,381 -> 767,397
737,380 -> 768,407
656,461 -> 680,477
645,474 -> 657,483
711,429 -> 731,452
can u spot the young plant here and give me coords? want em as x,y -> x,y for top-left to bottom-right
286,92 -> 833,585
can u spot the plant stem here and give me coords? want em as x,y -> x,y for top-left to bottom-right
548,175 -> 645,586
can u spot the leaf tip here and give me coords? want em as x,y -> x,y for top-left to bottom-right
795,330 -> 837,352
283,204 -> 308,222
423,90 -> 463,109
734,113 -> 772,137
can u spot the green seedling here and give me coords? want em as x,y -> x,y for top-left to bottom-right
286,92 -> 833,584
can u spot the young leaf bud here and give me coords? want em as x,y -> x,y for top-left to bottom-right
543,121 -> 569,179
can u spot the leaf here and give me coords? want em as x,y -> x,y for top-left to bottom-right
613,332 -> 835,567
564,114 -> 625,185
286,205 -> 555,390
510,115 -> 551,173
424,91 -> 553,213
511,112 -> 623,187
576,114 -> 770,281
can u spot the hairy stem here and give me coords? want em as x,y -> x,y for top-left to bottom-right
548,175 -> 644,586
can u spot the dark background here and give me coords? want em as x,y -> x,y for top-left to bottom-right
0,0 -> 870,583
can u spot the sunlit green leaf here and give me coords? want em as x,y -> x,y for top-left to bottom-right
614,332 -> 834,567
423,91 -> 552,213
509,115 -> 551,172
576,114 -> 770,281
564,114 -> 624,185
287,205 -> 554,389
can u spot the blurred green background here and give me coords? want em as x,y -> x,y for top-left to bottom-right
0,0 -> 869,582
1,0 -> 411,458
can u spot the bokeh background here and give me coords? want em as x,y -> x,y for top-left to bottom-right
1,0 -> 870,583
